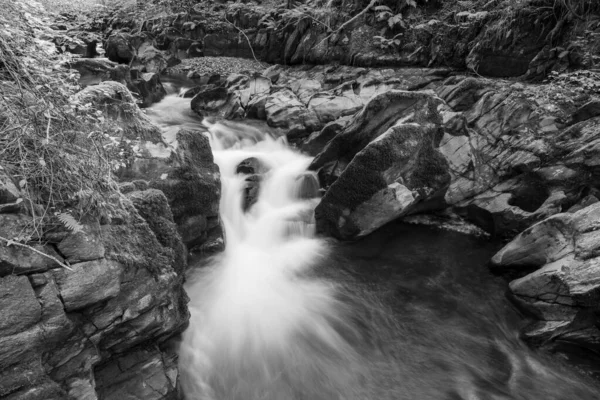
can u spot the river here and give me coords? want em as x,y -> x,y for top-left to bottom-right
147,79 -> 600,400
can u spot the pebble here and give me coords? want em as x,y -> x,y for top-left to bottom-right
168,56 -> 268,77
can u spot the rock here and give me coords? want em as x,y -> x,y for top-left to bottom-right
235,157 -> 269,175
191,87 -> 230,114
265,89 -> 321,141
570,100 -> 600,124
307,93 -> 362,124
311,91 -> 449,239
127,189 -> 186,272
105,33 -> 135,63
264,88 -> 306,128
132,73 -> 167,108
290,79 -> 322,104
0,171 -> 20,204
237,75 -> 271,108
51,259 -> 121,312
491,202 -> 600,356
73,81 -> 162,142
0,276 -> 41,337
135,44 -> 179,74
95,346 -> 179,400
119,129 -> 221,249
301,117 -> 350,157
242,175 -> 261,212
57,222 -> 105,263
0,243 -> 63,277
67,58 -> 132,88
246,94 -> 268,120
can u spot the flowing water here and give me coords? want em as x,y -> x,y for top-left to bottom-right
148,80 -> 600,400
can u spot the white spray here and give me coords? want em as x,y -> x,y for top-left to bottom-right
179,121 -> 366,400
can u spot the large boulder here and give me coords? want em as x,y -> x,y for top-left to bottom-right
73,81 -> 162,142
491,203 -> 600,360
311,90 -> 450,239
105,33 -> 136,64
117,129 -> 221,250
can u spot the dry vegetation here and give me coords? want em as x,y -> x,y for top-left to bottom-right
0,0 -> 122,239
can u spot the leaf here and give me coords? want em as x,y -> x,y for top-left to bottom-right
160,173 -> 168,180
374,5 -> 392,12
57,212 -> 84,233
19,179 -> 27,188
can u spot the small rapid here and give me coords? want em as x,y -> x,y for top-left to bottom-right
147,82 -> 600,400
179,122 -> 368,400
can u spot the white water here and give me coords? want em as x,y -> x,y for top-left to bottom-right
179,121 -> 366,400
147,86 -> 600,400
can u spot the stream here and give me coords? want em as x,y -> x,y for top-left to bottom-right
147,79 -> 600,400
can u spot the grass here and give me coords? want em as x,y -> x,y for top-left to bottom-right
0,0 -> 122,240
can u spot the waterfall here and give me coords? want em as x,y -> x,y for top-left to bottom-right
179,121 -> 367,400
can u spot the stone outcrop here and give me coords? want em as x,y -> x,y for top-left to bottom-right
73,81 -> 162,141
117,129 -> 221,252
491,203 -> 600,362
69,59 -> 167,108
309,90 -> 450,239
0,189 -> 188,400
101,0 -> 596,82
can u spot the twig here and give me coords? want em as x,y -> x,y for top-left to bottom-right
313,0 -> 378,50
224,18 -> 265,66
0,235 -> 73,271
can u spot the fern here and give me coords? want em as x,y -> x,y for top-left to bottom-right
57,212 -> 84,233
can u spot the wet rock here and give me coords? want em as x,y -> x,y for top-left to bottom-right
105,33 -> 135,63
311,91 -> 449,239
95,346 -> 178,400
235,157 -> 269,175
301,117 -> 350,157
242,175 -> 261,212
51,259 -> 121,312
491,202 -> 600,356
132,72 -> 167,107
0,276 -> 41,337
307,93 -> 362,124
265,89 -> 321,142
570,100 -> 600,124
119,129 -> 220,249
191,87 -> 230,114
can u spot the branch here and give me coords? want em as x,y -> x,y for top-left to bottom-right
224,18 -> 266,67
314,0 -> 378,49
0,235 -> 73,271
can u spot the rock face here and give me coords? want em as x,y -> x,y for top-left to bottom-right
310,90 -> 450,239
76,81 -> 222,252
0,191 -> 188,400
435,76 -> 600,237
73,81 -> 162,141
118,129 -> 221,251
491,203 -> 600,362
107,0 -> 594,82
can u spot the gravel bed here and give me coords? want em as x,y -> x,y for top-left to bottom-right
168,56 -> 269,77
